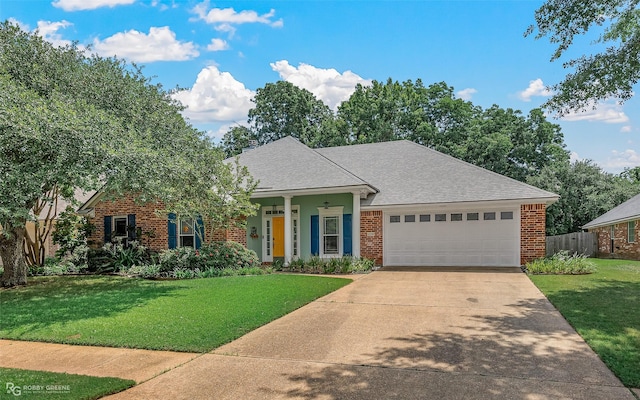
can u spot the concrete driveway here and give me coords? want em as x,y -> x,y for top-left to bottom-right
108,268 -> 633,399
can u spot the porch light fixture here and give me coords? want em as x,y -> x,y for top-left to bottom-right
272,204 -> 278,213
324,201 -> 329,209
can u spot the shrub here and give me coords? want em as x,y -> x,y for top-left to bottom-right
103,240 -> 150,272
155,241 -> 260,277
525,251 -> 596,275
273,256 -> 374,274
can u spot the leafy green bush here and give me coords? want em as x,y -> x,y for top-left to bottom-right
143,241 -> 262,279
103,240 -> 150,272
525,251 -> 596,275
275,256 -> 374,274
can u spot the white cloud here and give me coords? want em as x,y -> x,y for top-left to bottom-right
602,149 -> 640,171
35,20 -> 73,47
171,66 -> 255,123
456,88 -> 477,101
517,78 -> 552,102
270,60 -> 371,110
621,125 -> 633,133
7,17 -> 29,31
569,151 -> 581,163
92,26 -> 198,62
207,38 -> 229,51
52,0 -> 135,11
561,101 -> 629,124
191,1 -> 283,34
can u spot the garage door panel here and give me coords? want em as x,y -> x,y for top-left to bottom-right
384,209 -> 519,267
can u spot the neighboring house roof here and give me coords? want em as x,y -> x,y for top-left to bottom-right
37,189 -> 95,220
233,136 -> 377,198
234,137 -> 558,207
583,193 -> 640,229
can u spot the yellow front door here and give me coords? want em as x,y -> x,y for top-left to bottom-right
272,217 -> 284,257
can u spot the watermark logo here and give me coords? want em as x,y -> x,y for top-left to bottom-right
5,382 -> 71,396
6,383 -> 21,396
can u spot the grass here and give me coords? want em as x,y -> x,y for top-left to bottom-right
0,367 -> 134,399
0,274 -> 350,352
529,258 -> 640,388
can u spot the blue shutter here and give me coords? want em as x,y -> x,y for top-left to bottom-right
311,215 -> 319,255
103,216 -> 112,244
168,213 -> 177,249
127,214 -> 136,242
195,216 -> 204,249
343,214 -> 352,256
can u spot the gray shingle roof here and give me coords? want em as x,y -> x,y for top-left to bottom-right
583,193 -> 640,229
234,136 -> 373,195
233,138 -> 557,206
316,140 -> 558,206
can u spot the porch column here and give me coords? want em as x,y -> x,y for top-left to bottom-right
284,195 -> 292,266
352,191 -> 361,258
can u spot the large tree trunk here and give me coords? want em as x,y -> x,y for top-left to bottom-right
1,224 -> 28,287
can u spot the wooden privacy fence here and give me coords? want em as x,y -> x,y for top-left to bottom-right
546,232 -> 598,257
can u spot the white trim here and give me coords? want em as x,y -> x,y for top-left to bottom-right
362,197 -> 558,211
352,192 -> 361,258
284,196 -> 292,266
112,215 -> 128,241
318,206 -> 343,258
252,185 -> 377,199
178,217 -> 196,249
261,205 -> 299,262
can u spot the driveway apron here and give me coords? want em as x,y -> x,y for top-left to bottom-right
107,268 -> 633,399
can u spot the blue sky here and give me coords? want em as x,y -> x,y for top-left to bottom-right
3,0 -> 638,173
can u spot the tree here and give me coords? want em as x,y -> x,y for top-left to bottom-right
527,0 -> 640,115
527,160 -> 640,235
0,22 -> 254,287
247,81 -> 335,146
336,78 -> 568,181
221,126 -> 254,157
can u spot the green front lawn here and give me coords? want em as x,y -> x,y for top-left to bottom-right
0,367 -> 134,399
0,275 -> 350,352
529,258 -> 640,387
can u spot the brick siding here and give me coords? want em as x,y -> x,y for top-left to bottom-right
211,226 -> 247,247
520,203 -> 547,264
360,210 -> 383,265
89,197 -> 168,252
590,221 -> 640,260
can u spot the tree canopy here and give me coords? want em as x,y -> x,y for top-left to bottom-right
527,0 -> 640,115
0,21 -> 255,286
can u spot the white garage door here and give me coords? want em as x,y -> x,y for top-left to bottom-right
384,209 -> 520,267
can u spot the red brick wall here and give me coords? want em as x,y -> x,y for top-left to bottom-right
590,221 -> 640,260
360,210 -> 383,265
89,197 -> 168,252
520,204 -> 547,264
211,227 -> 247,247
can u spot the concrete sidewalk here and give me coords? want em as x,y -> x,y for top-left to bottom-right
104,268 -> 634,399
0,340 -> 199,383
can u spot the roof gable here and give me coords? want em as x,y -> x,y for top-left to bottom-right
583,193 -> 640,229
232,136 -> 374,195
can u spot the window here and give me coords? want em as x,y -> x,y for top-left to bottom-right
390,215 -> 400,223
467,213 -> 479,221
435,214 -> 446,222
420,214 -> 430,222
501,211 -> 513,220
179,218 -> 195,248
628,221 -> 636,243
451,213 -> 462,221
484,212 -> 496,221
323,216 -> 339,255
112,216 -> 127,241
404,215 -> 415,223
